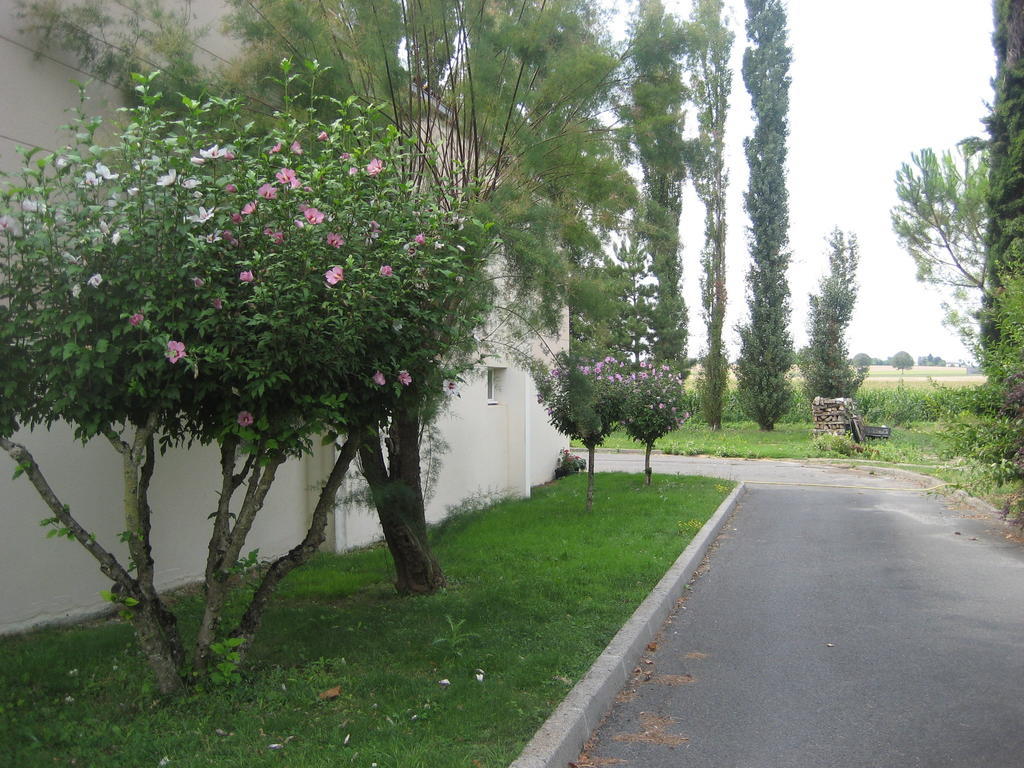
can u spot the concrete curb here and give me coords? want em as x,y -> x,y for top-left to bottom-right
508,482 -> 746,768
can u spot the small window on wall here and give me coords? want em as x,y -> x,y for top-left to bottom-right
487,367 -> 506,404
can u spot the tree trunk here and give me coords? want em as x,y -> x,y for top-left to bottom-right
359,404 -> 445,595
232,436 -> 360,653
585,444 -> 596,512
644,443 -> 653,485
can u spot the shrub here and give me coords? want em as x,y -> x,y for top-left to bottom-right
812,432 -> 861,457
554,448 -> 586,479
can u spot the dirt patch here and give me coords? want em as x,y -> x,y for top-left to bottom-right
572,756 -> 628,767
612,713 -> 689,746
614,689 -> 637,704
649,673 -> 695,686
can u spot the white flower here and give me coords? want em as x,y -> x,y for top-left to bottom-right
455,244 -> 466,252
204,232 -> 221,243
437,678 -> 450,687
190,156 -> 206,166
187,206 -> 215,224
98,219 -> 110,235
156,169 -> 177,187
95,163 -> 118,180
0,214 -> 21,236
111,231 -> 122,245
434,240 -> 444,249
55,155 -> 69,168
83,170 -> 101,186
71,284 -> 81,298
87,273 -> 103,288
443,380 -> 460,397
181,178 -> 201,189
127,187 -> 140,197
20,199 -> 40,213
199,144 -> 227,159
474,669 -> 485,682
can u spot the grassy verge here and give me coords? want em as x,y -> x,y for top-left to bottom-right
0,472 -> 732,768
584,421 -> 948,465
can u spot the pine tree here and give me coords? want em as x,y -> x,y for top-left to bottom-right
622,0 -> 690,368
734,0 -> 793,431
688,0 -> 733,430
607,236 -> 657,366
799,229 -> 866,399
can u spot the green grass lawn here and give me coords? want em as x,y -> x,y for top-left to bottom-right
0,473 -> 732,768
585,421 -> 948,465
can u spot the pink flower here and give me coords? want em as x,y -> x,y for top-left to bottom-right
290,141 -> 302,154
230,213 -> 243,224
303,207 -> 325,225
317,131 -> 329,141
224,151 -> 235,160
263,227 -> 284,244
340,152 -> 351,160
257,183 -> 277,200
237,410 -> 254,427
414,233 -> 426,245
166,340 -> 187,364
224,183 -> 238,193
239,270 -> 254,283
324,266 -> 344,285
129,313 -> 144,327
366,158 -> 384,176
326,232 -> 345,248
193,277 -> 205,288
379,265 -> 393,276
293,219 -> 305,229
276,168 -> 300,189
269,142 -> 281,154
372,370 -> 386,386
348,167 -> 358,176
212,298 -> 223,310
241,201 -> 257,215
398,370 -> 412,386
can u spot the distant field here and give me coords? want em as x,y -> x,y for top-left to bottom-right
861,365 -> 985,388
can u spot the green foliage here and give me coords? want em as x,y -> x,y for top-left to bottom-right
554,448 -> 586,479
534,354 -> 625,451
891,142 -> 988,346
812,432 -> 859,457
0,66 -> 492,689
889,351 -> 915,371
605,236 -> 656,365
799,229 -> 866,399
688,0 -> 733,430
735,0 -> 793,431
620,363 -> 690,450
984,0 -> 1024,350
852,352 -> 873,369
621,0 -> 690,366
208,637 -> 245,687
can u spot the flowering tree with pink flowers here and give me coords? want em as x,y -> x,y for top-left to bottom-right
620,363 -> 690,484
0,66 -> 491,693
535,353 -> 626,512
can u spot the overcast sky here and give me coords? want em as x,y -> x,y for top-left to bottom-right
612,0 -> 996,364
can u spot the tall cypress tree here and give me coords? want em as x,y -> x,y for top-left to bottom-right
984,0 -> 1024,354
735,0 -> 793,431
623,0 -> 690,367
688,0 -> 733,430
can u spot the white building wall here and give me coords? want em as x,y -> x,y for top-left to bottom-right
0,1 -> 568,634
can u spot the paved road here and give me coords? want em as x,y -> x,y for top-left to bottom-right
581,454 -> 1024,768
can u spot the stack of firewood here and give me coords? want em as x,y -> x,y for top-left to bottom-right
811,397 -> 857,436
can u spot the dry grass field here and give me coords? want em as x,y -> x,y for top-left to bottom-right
860,365 -> 986,388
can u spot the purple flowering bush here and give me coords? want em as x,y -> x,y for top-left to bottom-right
620,362 -> 689,484
536,353 -> 626,511
0,65 -> 491,692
